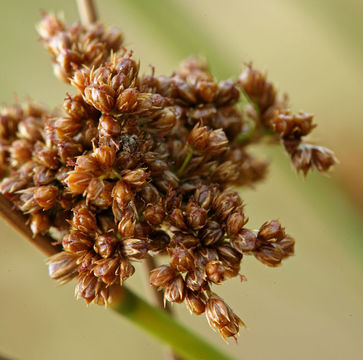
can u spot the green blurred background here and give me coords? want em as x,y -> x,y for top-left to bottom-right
0,0 -> 362,359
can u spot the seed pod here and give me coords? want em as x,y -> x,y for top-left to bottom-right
168,208 -> 187,230
57,141 -> 83,163
148,230 -> 170,254
112,180 -> 134,207
75,271 -> 109,305
47,251 -> 79,284
143,203 -> 165,226
185,201 -> 207,230
34,143 -> 59,169
217,244 -> 242,269
205,296 -> 245,340
258,220 -> 285,242
226,207 -> 246,236
116,87 -> 139,112
122,238 -> 148,260
34,185 -> 58,210
18,116 -> 43,142
93,257 -> 120,285
55,116 -> 82,138
194,185 -> 216,210
93,146 -> 116,169
98,115 -> 121,137
94,233 -> 118,258
206,261 -> 226,284
172,232 -> 199,249
150,265 -> 176,288
213,190 -> 242,221
84,84 -> 115,114
215,80 -> 240,106
117,212 -> 136,238
66,170 -> 93,194
119,258 -> 135,283
185,289 -> 206,315
63,232 -> 93,253
122,168 -> 149,187
169,246 -> 195,273
63,93 -> 92,120
199,221 -> 223,246
185,270 -> 207,292
195,80 -> 218,103
29,212 -> 51,236
9,139 -> 32,166
164,274 -> 186,303
311,146 -> 336,173
231,229 -> 257,253
71,206 -> 98,233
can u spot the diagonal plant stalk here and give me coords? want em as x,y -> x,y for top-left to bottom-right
118,0 -> 363,265
0,193 -> 234,360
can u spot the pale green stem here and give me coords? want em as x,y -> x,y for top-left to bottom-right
110,287 -> 235,360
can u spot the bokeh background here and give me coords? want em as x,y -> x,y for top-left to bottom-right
0,0 -> 362,359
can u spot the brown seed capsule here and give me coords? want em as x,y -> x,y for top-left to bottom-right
206,260 -> 226,284
117,212 -> 136,238
150,264 -> 176,288
10,139 -> 32,166
34,185 -> 58,210
122,168 -> 149,187
93,257 -> 120,285
34,143 -> 59,170
217,244 -> 243,269
93,146 -> 116,169
258,220 -> 285,242
194,185 -> 216,210
168,208 -> 187,230
169,246 -> 195,273
29,213 -> 51,236
143,203 -> 165,226
63,232 -> 93,253
185,289 -> 206,315
226,207 -> 246,236
205,296 -> 245,340
112,180 -> 134,207
185,269 -> 207,292
185,201 -> 207,230
71,206 -> 98,233
164,274 -> 186,303
47,251 -> 79,284
66,170 -> 93,194
119,258 -> 135,283
231,229 -> 257,253
98,115 -> 121,137
94,233 -> 118,258
122,238 -> 148,260
172,232 -> 200,249
55,116 -> 82,138
148,230 -> 170,254
116,88 -> 139,112
75,271 -> 109,305
199,220 -> 223,246
33,165 -> 56,186
84,84 -> 115,114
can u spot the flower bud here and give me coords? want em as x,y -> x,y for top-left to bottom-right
231,229 -> 257,253
34,185 -> 58,210
164,274 -> 186,303
150,264 -> 177,288
94,233 -> 118,258
47,251 -> 78,284
122,238 -> 148,260
185,290 -> 206,315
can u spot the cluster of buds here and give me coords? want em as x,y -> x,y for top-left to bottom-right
238,64 -> 337,174
0,13 -> 335,340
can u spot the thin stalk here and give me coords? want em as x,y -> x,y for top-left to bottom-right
177,151 -> 192,178
0,192 -> 235,360
76,0 -> 98,25
110,287 -> 234,360
142,256 -> 181,360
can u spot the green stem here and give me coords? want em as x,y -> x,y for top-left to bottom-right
177,151 -> 193,177
111,287 -> 235,360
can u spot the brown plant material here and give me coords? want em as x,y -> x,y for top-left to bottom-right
0,11 -> 336,341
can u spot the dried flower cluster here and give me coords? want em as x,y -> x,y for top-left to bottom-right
0,13 -> 335,340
